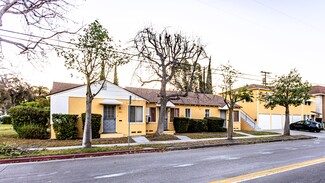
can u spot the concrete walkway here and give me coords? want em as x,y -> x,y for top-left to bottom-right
131,136 -> 150,144
28,132 -> 282,151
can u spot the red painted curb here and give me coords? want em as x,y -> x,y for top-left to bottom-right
0,148 -> 163,164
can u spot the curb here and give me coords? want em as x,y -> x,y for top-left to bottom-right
0,136 -> 316,164
0,148 -> 163,164
166,136 -> 317,151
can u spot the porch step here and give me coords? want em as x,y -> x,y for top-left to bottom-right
163,131 -> 175,135
100,133 -> 124,138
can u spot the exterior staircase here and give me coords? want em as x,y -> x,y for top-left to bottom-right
240,111 -> 261,131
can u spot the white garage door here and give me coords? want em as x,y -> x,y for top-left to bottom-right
291,115 -> 301,123
271,115 -> 282,129
258,114 -> 271,130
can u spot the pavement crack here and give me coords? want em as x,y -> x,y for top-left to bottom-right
0,165 -> 8,174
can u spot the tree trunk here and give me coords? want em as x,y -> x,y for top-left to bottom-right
82,92 -> 92,148
227,108 -> 233,140
283,105 -> 290,136
157,81 -> 167,135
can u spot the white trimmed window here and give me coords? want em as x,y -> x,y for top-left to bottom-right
233,111 -> 239,122
205,109 -> 210,118
185,108 -> 191,118
130,106 -> 143,122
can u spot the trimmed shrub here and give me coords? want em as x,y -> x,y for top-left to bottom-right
173,117 -> 189,133
16,124 -> 49,139
52,114 -> 78,140
188,119 -> 208,132
206,117 -> 226,132
81,113 -> 102,139
1,116 -> 11,124
8,106 -> 50,131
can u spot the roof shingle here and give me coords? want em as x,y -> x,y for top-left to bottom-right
126,87 -> 232,107
50,82 -> 83,95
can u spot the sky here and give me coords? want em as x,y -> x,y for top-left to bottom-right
2,0 -> 325,91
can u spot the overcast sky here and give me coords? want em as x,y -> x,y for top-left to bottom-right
3,0 -> 325,91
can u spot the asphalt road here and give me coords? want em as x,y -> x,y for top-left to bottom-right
243,162 -> 325,183
0,130 -> 324,183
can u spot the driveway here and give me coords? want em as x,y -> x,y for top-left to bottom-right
266,129 -> 325,139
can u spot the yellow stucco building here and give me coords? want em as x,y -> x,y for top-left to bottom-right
50,82 -> 241,139
238,84 -> 317,131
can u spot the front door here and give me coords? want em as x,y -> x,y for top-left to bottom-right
220,110 -> 227,128
103,105 -> 116,133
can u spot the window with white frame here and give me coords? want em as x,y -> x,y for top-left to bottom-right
205,109 -> 210,118
146,107 -> 156,122
233,111 -> 239,122
130,106 -> 143,122
304,101 -> 311,106
170,108 -> 180,122
185,108 -> 191,118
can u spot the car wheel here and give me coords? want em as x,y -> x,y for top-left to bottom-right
316,130 -> 321,133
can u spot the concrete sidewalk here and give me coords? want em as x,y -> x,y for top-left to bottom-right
29,131 -> 281,151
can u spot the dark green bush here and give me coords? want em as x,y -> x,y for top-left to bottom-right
81,113 -> 102,139
188,119 -> 208,132
173,117 -> 190,133
52,114 -> 78,140
1,116 -> 11,124
206,117 -> 226,132
8,106 -> 49,131
16,124 -> 49,139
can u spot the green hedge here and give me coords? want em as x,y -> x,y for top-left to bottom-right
1,116 -> 11,124
206,117 -> 226,132
16,124 -> 49,139
173,117 -> 189,133
81,113 -> 102,139
52,114 -> 78,140
8,106 -> 49,132
188,119 -> 208,132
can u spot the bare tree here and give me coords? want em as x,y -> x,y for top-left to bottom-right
133,27 -> 207,135
0,0 -> 77,56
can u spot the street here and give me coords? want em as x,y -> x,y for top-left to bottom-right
0,131 -> 324,183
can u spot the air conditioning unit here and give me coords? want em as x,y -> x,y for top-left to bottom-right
146,116 -> 151,123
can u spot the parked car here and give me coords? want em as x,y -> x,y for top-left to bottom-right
290,120 -> 322,133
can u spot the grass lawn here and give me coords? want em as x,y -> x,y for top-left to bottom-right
0,124 -> 133,148
146,134 -> 179,141
238,130 -> 280,136
0,124 -> 18,138
177,132 -> 245,139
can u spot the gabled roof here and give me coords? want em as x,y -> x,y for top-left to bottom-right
246,84 -> 270,90
125,87 -> 238,108
309,86 -> 325,95
50,82 -> 84,95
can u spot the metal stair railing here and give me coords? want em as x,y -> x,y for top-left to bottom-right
240,111 -> 261,130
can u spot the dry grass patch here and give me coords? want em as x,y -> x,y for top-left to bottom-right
146,134 -> 179,141
238,130 -> 280,136
178,132 -> 245,139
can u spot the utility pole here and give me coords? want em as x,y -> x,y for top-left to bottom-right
261,71 -> 271,86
